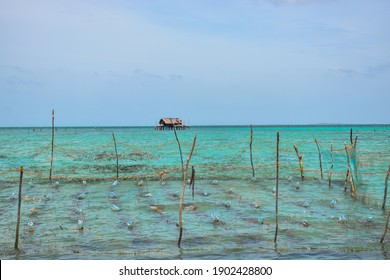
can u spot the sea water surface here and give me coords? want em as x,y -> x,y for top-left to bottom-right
1,125 -> 390,259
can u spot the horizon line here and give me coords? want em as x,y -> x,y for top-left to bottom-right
1,123 -> 389,129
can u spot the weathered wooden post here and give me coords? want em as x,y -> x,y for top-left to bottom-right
190,166 -> 195,200
350,128 -> 353,144
178,135 -> 197,247
329,144 -> 334,187
380,208 -> 390,243
15,166 -> 24,251
49,109 -> 55,183
173,126 -> 184,175
293,144 -> 304,181
250,124 -> 255,179
274,132 -> 279,243
344,143 -> 356,199
112,133 -> 119,180
382,165 -> 390,210
314,139 -> 323,179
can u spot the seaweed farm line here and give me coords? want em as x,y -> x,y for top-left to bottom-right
1,125 -> 390,259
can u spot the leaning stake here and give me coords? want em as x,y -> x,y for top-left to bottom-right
274,132 -> 279,243
344,143 -> 356,199
314,139 -> 323,179
15,166 -> 24,251
293,144 -> 304,181
173,126 -> 184,176
380,207 -> 390,243
178,134 -> 197,247
382,165 -> 390,210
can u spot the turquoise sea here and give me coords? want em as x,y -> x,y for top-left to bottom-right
1,125 -> 390,259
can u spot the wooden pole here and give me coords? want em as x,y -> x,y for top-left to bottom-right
352,134 -> 358,181
350,128 -> 353,144
293,144 -> 304,181
112,133 -> 119,180
15,166 -> 24,251
274,132 -> 279,243
380,208 -> 390,243
178,134 -> 197,247
314,139 -> 323,179
173,126 -> 184,176
250,124 -> 255,178
382,165 -> 390,210
344,143 -> 356,199
190,166 -> 195,200
329,144 -> 334,187
49,109 -> 54,183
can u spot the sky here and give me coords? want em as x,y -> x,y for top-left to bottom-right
0,0 -> 389,126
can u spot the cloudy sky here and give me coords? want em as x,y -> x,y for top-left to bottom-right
0,0 -> 389,126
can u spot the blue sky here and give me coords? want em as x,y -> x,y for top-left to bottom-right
0,0 -> 389,126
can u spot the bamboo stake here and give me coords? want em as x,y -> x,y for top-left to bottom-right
314,139 -> 323,179
344,143 -> 356,199
352,134 -> 359,181
178,134 -> 197,247
112,133 -> 119,180
15,166 -> 24,251
382,165 -> 390,210
49,109 -> 54,183
274,132 -> 279,243
190,166 -> 195,200
329,144 -> 334,187
344,166 -> 349,191
380,208 -> 390,243
250,124 -> 255,178
350,128 -> 353,144
293,144 -> 304,181
173,126 -> 184,176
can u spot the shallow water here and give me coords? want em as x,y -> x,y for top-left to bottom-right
1,125 -> 390,259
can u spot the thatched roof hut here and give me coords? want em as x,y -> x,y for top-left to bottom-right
155,118 -> 189,130
159,118 -> 183,126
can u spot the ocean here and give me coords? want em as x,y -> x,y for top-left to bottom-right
1,125 -> 389,259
